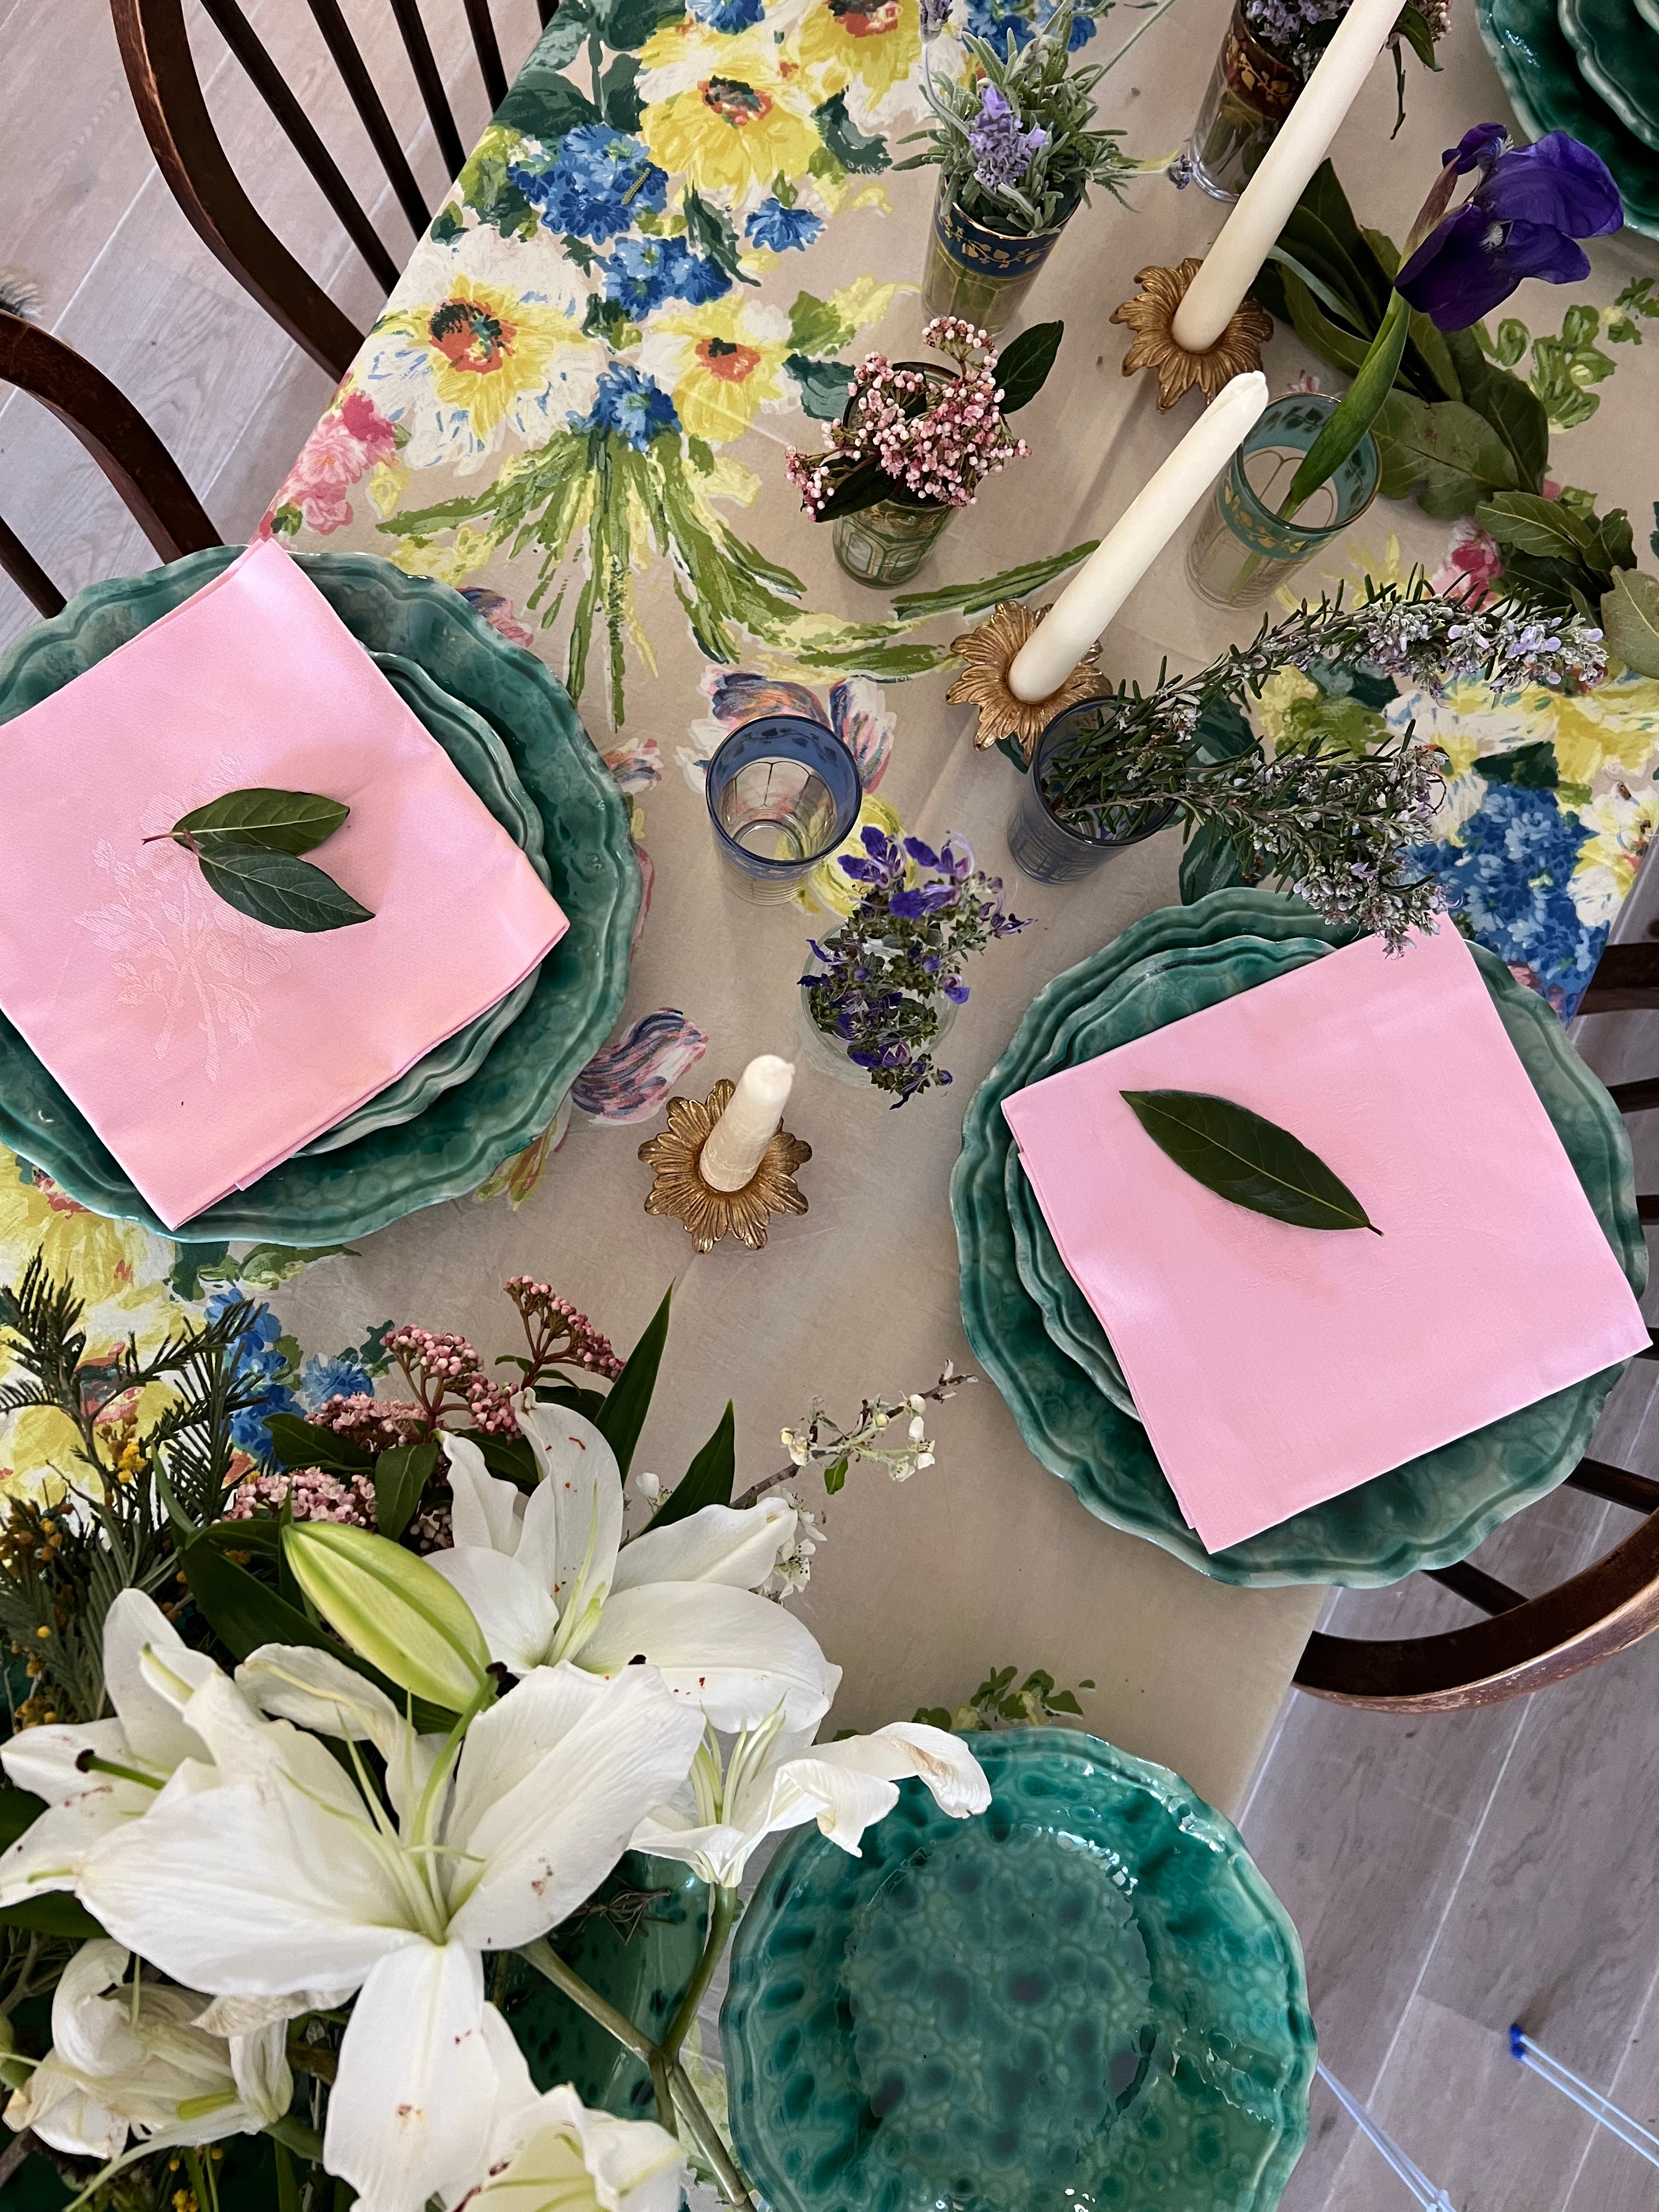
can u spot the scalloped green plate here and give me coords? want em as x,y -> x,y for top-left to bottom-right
301,651 -> 549,1155
951,890 -> 1645,1586
1006,938 -> 1338,1420
0,549 -> 639,1242
1560,0 -> 1659,150
1479,0 -> 1659,235
723,1728 -> 1315,2212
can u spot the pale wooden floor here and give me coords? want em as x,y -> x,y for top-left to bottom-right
4,9 -> 1659,2209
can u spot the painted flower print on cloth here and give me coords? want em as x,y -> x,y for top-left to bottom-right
571,1009 -> 711,1122
263,0 -> 1088,726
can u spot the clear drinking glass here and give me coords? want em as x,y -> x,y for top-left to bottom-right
1185,393 -> 1381,611
1182,4 -> 1300,201
705,714 -> 864,904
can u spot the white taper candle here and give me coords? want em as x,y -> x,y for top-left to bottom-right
1007,371 -> 1270,703
699,1054 -> 794,1192
1171,0 -> 1405,353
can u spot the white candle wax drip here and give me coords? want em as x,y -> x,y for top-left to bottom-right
1171,0 -> 1404,354
699,1054 -> 795,1192
1007,371 -> 1270,703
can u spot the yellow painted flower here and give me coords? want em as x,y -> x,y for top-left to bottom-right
387,523 -> 500,588
640,33 -> 821,200
640,296 -> 791,443
792,794 -> 906,915
1571,785 -> 1659,926
1252,665 -> 1321,751
792,0 -> 921,122
0,1158 -> 171,1322
1543,678 -> 1659,790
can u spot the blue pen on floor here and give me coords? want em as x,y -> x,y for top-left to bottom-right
1509,2025 -> 1659,2171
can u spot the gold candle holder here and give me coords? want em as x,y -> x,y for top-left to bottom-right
1111,258 -> 1273,411
639,1081 -> 811,1252
946,600 -> 1104,761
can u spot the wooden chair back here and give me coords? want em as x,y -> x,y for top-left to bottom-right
0,311 -> 220,620
111,0 -> 554,383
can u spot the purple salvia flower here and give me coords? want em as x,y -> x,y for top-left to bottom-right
967,82 -> 1048,194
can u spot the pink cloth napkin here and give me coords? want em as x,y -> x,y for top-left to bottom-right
0,541 -> 567,1228
1003,927 -> 1648,1553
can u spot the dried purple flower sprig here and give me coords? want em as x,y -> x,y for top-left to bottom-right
786,316 -> 1031,520
803,829 -> 1029,1103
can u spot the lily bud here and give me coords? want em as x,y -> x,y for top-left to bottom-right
283,1522 -> 493,1713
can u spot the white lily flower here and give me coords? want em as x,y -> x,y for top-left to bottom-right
77,1643 -> 704,2212
632,1714 -> 991,1889
464,2083 -> 686,2212
428,1405 -> 840,1732
0,1590 -> 221,1909
3,1938 -> 290,2162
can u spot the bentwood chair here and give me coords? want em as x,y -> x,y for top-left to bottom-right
0,310 -> 220,619
1296,969 -> 1659,1712
112,0 -> 554,383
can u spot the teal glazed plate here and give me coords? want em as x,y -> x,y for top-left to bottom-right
301,650 -> 549,1155
952,890 -> 1645,1586
0,549 -> 639,1242
723,1728 -> 1315,2212
1559,0 -> 1659,150
1479,0 -> 1659,236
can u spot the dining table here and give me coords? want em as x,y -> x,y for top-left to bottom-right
7,0 -> 1659,1824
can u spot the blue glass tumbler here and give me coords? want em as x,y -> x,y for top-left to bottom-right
706,715 -> 863,903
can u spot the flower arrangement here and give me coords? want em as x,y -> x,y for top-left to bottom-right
785,315 -> 1059,523
1239,0 -> 1447,128
802,828 -> 1029,1103
0,1257 -> 985,2212
900,0 -> 1149,235
1034,575 -> 1608,948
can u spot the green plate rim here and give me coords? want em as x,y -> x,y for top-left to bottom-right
0,547 -> 639,1242
1558,0 -> 1659,152
1478,0 -> 1659,234
722,1725 -> 1317,2212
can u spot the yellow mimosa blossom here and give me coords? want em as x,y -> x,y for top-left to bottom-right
641,297 -> 792,442
640,33 -> 821,200
792,0 -> 921,120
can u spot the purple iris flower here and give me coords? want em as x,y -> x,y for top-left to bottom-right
1396,129 -> 1623,331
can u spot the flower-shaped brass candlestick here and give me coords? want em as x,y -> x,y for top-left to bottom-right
639,1081 -> 811,1252
947,600 -> 1104,760
1111,258 -> 1274,411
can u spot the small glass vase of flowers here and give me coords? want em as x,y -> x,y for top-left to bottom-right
786,315 -> 1059,587
1181,0 -> 1448,201
798,826 -> 1029,1104
900,0 -> 1158,331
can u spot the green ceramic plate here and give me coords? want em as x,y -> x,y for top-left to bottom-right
1559,0 -> 1659,150
0,548 -> 639,1242
1637,0 -> 1659,37
301,651 -> 549,1155
1006,937 -> 1338,1421
1479,0 -> 1659,236
723,1728 -> 1315,2212
951,890 -> 1645,1586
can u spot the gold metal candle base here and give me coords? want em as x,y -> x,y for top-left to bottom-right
639,1081 -> 811,1252
1111,258 -> 1273,411
946,600 -> 1104,761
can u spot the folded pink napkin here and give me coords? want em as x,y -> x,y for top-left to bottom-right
1003,927 -> 1648,1553
0,541 -> 567,1228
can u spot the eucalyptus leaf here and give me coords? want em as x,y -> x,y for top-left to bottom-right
1601,569 -> 1659,679
173,788 -> 349,856
996,320 -> 1063,414
198,842 -> 375,934
375,1436 -> 441,1542
1120,1088 -> 1380,1234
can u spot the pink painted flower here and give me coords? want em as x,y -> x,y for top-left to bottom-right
460,586 -> 535,648
1431,520 -> 1504,607
262,390 -> 400,538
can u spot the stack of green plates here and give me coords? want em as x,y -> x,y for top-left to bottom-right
0,549 -> 640,1244
1479,0 -> 1659,238
951,889 -> 1645,1587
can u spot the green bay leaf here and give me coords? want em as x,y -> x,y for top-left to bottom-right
1120,1088 -> 1380,1234
174,787 -> 349,855
996,320 -> 1063,414
1601,568 -> 1659,679
198,841 -> 374,933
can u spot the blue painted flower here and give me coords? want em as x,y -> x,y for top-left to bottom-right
1397,128 -> 1623,331
299,1352 -> 375,1410
510,125 -> 668,245
208,1291 -> 297,1462
1409,783 -> 1605,1002
744,198 -> 823,252
600,234 -> 730,315
569,363 -> 682,449
689,0 -> 765,24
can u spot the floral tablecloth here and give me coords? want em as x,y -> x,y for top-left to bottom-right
3,0 -> 1657,1812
